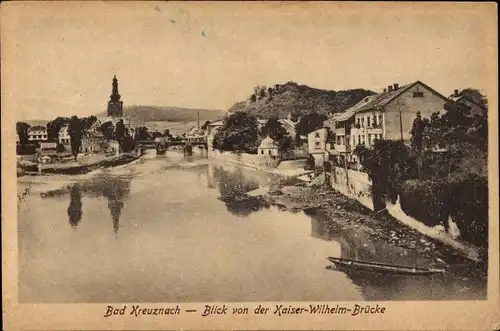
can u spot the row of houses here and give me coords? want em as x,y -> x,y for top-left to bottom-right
307,81 -> 487,169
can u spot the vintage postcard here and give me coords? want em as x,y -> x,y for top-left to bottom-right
2,1 -> 499,330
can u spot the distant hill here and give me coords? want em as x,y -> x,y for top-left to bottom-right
228,82 -> 376,119
96,106 -> 226,125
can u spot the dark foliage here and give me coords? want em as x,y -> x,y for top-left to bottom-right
213,112 -> 259,153
135,126 -> 150,141
16,122 -> 31,145
295,113 -> 328,136
229,81 -> 375,119
46,117 -> 70,141
68,116 -> 83,161
100,122 -> 115,140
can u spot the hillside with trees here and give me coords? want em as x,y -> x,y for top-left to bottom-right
228,82 -> 375,119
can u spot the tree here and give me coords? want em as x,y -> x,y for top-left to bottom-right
100,122 -> 115,140
135,126 -> 150,141
16,122 -> 31,145
213,112 -> 259,153
115,119 -> 126,144
46,117 -> 70,141
56,143 -> 66,153
201,121 -> 210,130
460,88 -> 488,109
294,113 -> 328,136
80,116 -> 98,131
121,136 -> 136,153
249,94 -> 257,103
354,139 -> 418,210
68,116 -> 83,161
410,111 -> 428,152
294,133 -> 303,146
421,98 -> 488,179
151,131 -> 162,139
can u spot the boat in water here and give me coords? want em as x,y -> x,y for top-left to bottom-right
327,257 -> 445,276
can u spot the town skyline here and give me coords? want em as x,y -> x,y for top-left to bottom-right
3,2 -> 493,121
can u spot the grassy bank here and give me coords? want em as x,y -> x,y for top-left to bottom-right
18,153 -> 139,175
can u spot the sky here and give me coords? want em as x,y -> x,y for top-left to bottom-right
2,2 -> 495,121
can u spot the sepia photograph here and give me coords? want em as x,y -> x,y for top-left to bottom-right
2,1 -> 498,330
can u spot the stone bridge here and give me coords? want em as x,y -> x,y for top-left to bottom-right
136,137 -> 208,155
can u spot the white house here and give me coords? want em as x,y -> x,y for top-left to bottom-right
258,136 -> 279,156
28,126 -> 48,142
58,125 -> 71,144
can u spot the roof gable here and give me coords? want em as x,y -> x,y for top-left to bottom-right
328,80 -> 449,123
28,125 -> 46,131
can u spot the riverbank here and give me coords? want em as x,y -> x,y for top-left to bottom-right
248,183 -> 487,280
18,153 -> 139,176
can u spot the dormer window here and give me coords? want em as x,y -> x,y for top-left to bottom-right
315,132 -> 320,138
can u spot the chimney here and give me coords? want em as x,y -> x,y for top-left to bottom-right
393,83 -> 399,90
454,89 -> 459,97
383,88 -> 387,93
388,85 -> 393,92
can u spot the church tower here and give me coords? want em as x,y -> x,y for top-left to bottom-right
107,75 -> 123,117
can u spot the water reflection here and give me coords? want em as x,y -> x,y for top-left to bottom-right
42,175 -> 131,233
212,166 -> 270,217
67,184 -> 83,228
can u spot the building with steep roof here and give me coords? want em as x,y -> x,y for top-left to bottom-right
449,89 -> 487,117
314,81 -> 449,164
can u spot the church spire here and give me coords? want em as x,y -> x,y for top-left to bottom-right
107,74 -> 124,117
110,75 -> 121,102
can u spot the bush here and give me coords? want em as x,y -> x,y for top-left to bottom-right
399,180 -> 450,228
399,176 -> 488,248
448,174 -> 488,247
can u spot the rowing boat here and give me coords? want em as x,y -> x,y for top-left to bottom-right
327,257 -> 445,276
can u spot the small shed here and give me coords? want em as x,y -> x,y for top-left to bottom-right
40,155 -> 52,164
258,137 -> 279,156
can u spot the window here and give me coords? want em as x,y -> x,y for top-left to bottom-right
357,136 -> 361,145
368,134 -> 372,145
361,118 -> 364,128
315,132 -> 320,138
261,150 -> 264,155
315,142 -> 320,149
268,150 -> 272,155
357,118 -> 360,126
413,91 -> 424,98
367,116 -> 371,127
378,114 -> 382,125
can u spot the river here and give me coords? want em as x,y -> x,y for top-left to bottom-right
17,152 -> 486,302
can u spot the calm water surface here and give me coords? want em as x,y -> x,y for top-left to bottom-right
18,153 -> 486,302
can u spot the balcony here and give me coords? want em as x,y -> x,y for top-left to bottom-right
367,125 -> 383,134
